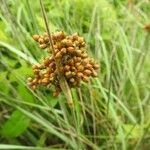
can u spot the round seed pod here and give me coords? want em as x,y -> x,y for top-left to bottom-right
44,73 -> 50,78
76,50 -> 82,56
33,69 -> 39,74
81,53 -> 88,58
82,75 -> 89,82
27,82 -> 33,87
44,59 -> 50,66
71,72 -> 76,76
67,47 -> 75,53
64,65 -> 70,71
72,33 -> 78,40
65,71 -> 72,78
33,35 -> 40,41
85,63 -> 92,69
65,40 -> 72,47
44,37 -> 49,43
68,59 -> 74,66
78,37 -> 84,43
71,66 -> 76,72
93,64 -> 100,69
55,51 -> 62,59
27,77 -> 32,82
31,85 -> 36,90
38,38 -> 44,44
84,69 -> 92,76
92,70 -> 98,77
82,58 -> 89,65
77,65 -> 84,71
32,78 -> 38,84
61,39 -> 68,46
32,64 -> 38,70
75,62 -> 81,67
53,45 -> 58,49
70,78 -> 75,83
42,78 -> 49,85
60,48 -> 67,54
38,79 -> 42,84
76,57 -> 82,62
77,72 -> 83,78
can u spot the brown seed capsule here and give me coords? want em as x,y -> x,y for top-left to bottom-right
84,69 -> 92,76
54,49 -> 59,54
38,79 -> 42,84
81,53 -> 88,58
64,65 -> 70,71
40,44 -> 47,49
42,78 -> 49,84
77,65 -> 84,71
82,58 -> 89,65
53,45 -> 58,49
81,42 -> 85,46
44,73 -> 50,78
72,33 -> 78,40
75,62 -> 81,67
67,47 -> 74,53
89,58 -> 95,65
66,40 -> 72,47
49,61 -> 55,68
27,82 -> 33,87
55,51 -> 62,59
65,71 -> 72,78
77,72 -> 83,78
61,39 -> 68,46
68,59 -> 74,66
71,72 -> 76,76
76,57 -> 82,62
27,77 -> 32,82
70,78 -> 75,83
92,70 -> 98,77
76,50 -> 82,56
80,48 -> 86,52
74,40 -> 79,46
49,77 -> 54,81
31,85 -> 36,90
32,78 -> 38,84
71,66 -> 76,71
78,37 -> 84,43
85,63 -> 92,69
44,37 -> 49,43
32,64 -> 38,70
38,38 -> 44,44
60,48 -> 67,54
43,58 -> 50,66
33,69 -> 39,74
93,64 -> 99,69
50,73 -> 55,78
33,35 -> 40,41
82,75 -> 89,82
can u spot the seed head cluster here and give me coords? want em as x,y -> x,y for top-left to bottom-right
27,31 -> 99,96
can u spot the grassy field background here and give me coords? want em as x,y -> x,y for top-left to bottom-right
0,0 -> 150,149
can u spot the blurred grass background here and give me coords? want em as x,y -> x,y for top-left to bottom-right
0,0 -> 150,149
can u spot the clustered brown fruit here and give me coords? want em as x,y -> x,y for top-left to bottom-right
27,31 -> 99,96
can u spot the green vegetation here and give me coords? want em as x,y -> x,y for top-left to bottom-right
0,0 -> 150,149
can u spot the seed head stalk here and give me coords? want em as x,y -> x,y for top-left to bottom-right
39,0 -> 73,107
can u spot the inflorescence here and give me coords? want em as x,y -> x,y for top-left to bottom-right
27,31 -> 99,96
